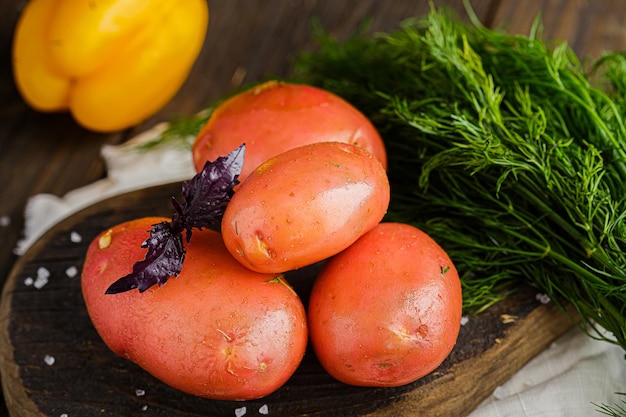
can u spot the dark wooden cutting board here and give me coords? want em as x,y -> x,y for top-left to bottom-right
0,182 -> 574,417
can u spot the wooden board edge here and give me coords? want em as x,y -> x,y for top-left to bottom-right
0,260 -> 45,417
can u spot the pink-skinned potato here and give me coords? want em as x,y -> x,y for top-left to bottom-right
308,222 -> 463,387
192,81 -> 387,183
81,217 -> 308,400
221,141 -> 390,274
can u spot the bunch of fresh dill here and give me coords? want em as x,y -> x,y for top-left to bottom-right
291,6 -> 626,352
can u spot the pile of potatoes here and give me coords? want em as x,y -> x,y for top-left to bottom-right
81,82 -> 462,401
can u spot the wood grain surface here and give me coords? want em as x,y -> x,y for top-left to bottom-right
0,182 -> 574,417
1,0 -> 625,416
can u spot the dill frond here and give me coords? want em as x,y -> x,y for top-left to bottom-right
292,4 -> 626,351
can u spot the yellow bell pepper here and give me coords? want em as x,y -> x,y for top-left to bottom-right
12,0 -> 209,132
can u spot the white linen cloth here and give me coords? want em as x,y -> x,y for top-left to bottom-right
14,123 -> 195,256
12,125 -> 626,416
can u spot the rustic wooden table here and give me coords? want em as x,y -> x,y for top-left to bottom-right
0,1 -> 625,416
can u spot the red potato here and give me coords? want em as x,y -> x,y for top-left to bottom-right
192,81 -> 387,183
81,217 -> 308,400
221,141 -> 390,274
308,222 -> 463,387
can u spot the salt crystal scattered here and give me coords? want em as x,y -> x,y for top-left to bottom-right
60,414 -> 68,417
44,355 -> 55,366
0,215 -> 10,227
33,275 -> 49,289
460,316 -> 469,326
33,267 -> 50,289
24,277 -> 34,286
70,231 -> 82,243
38,267 -> 50,279
535,293 -> 551,304
259,404 -> 269,415
235,406 -> 247,417
141,405 -> 148,411
65,266 -> 78,278
135,389 -> 146,397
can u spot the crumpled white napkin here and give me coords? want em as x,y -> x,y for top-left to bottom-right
471,326 -> 626,416
14,125 -> 626,416
15,123 -> 195,256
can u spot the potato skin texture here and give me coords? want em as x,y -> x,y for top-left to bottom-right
221,141 -> 390,274
308,222 -> 462,387
81,217 -> 308,400
192,81 -> 387,183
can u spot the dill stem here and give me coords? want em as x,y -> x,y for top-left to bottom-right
512,181 -> 599,259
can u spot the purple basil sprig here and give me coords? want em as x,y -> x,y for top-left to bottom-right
105,144 -> 245,294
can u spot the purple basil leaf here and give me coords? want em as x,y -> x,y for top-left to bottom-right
105,144 -> 245,295
105,221 -> 185,294
173,143 -> 245,238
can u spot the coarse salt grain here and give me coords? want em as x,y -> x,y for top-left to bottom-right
0,215 -> 10,227
535,293 -> 551,304
259,404 -> 269,415
141,405 -> 148,411
135,389 -> 146,397
34,267 -> 50,289
60,414 -> 68,417
70,231 -> 82,243
65,266 -> 78,278
38,267 -> 50,279
44,355 -> 55,366
460,316 -> 469,326
235,406 -> 247,417
33,276 -> 48,289
24,277 -> 34,286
